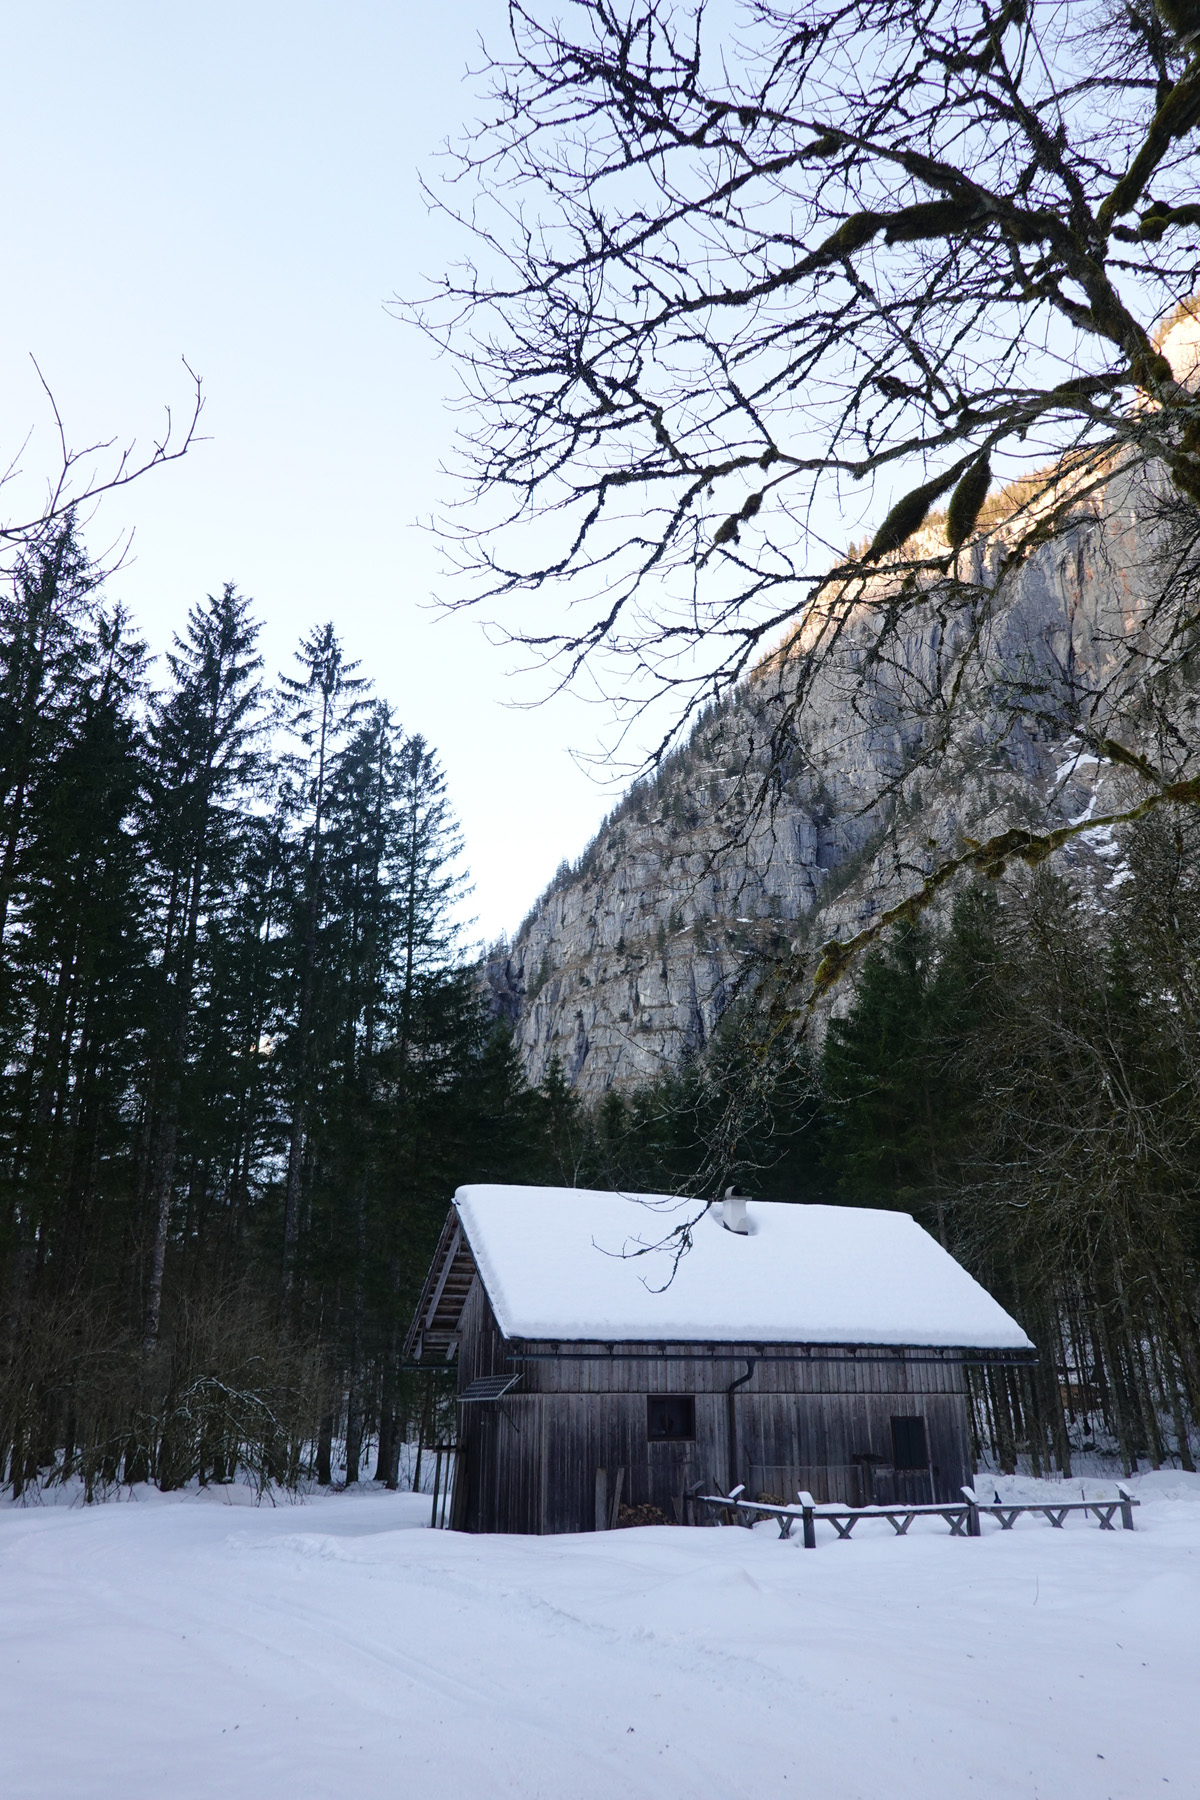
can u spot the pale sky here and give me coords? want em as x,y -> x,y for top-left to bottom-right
0,1 -> 627,948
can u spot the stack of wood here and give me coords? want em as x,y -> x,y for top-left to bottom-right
616,1502 -> 673,1528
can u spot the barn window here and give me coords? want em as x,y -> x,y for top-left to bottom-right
890,1415 -> 929,1470
647,1395 -> 695,1441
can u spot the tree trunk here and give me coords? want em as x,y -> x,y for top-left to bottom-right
281,693 -> 333,1300
280,1108 -> 306,1296
142,1095 -> 180,1353
345,1392 -> 362,1486
143,833 -> 206,1354
382,1418 -> 403,1490
375,1407 -> 392,1484
316,1412 -> 334,1487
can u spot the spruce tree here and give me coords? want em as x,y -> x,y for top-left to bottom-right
4,603 -> 149,1287
276,623 -> 367,1299
140,585 -> 265,1351
0,520 -> 100,961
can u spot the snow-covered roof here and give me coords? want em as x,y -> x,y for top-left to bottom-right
452,1185 -> 1033,1350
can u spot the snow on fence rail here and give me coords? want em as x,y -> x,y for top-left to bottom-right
693,1483 -> 1139,1545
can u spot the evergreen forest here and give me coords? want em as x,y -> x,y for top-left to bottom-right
3,520 -> 1198,1497
547,838 -> 1200,1481
0,521 -> 561,1498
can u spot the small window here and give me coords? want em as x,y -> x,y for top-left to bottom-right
647,1395 -> 696,1441
891,1415 -> 929,1470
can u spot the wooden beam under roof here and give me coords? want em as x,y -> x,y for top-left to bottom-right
402,1208 -> 478,1362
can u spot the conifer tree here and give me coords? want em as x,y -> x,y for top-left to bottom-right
277,624 -> 367,1299
304,718 -> 469,1480
0,519 -> 100,952
820,918 -> 985,1245
4,602 -> 149,1297
140,586 -> 265,1351
393,733 -> 466,1070
314,703 -> 405,1480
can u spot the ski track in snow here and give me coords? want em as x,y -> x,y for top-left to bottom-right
1,1475 -> 1196,1799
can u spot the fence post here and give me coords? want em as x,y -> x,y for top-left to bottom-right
961,1485 -> 981,1538
798,1490 -> 817,1550
1117,1484 -> 1135,1530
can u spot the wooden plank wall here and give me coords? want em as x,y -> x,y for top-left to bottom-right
451,1289 -> 974,1533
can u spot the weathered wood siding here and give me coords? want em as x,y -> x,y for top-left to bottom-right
451,1282 -> 973,1533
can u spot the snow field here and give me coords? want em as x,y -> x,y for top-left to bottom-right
1,1473 -> 1196,1800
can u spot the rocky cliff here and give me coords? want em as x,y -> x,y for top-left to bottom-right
485,461 -> 1197,1098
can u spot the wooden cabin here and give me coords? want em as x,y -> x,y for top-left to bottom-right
403,1185 -> 1033,1534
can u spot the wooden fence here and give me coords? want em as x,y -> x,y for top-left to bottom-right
694,1482 -> 1139,1545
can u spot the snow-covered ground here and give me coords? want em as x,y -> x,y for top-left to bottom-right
2,1472 -> 1196,1799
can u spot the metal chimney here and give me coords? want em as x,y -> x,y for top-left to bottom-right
722,1186 -> 750,1234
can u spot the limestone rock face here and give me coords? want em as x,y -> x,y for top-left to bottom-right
486,469 -> 1196,1098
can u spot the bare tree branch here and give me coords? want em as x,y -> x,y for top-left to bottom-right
0,356 -> 205,555
408,0 -> 1200,732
